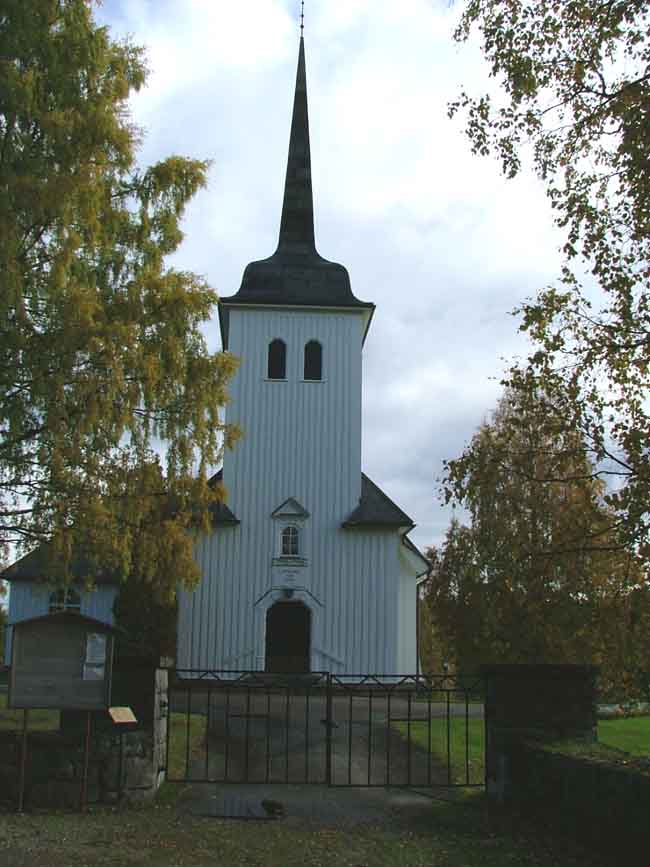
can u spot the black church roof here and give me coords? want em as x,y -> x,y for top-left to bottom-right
207,468 -> 240,525
342,473 -> 415,529
208,470 -> 413,530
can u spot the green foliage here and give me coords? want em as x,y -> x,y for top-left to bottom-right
451,0 -> 650,567
0,570 -> 6,664
0,605 -> 5,666
417,586 -> 448,673
594,582 -> 650,702
0,1 -> 238,599
429,388 -> 649,689
112,569 -> 178,661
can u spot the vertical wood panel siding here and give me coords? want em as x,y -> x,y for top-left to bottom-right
4,583 -> 44,664
398,559 -> 418,673
176,306 -> 418,675
80,585 -> 118,625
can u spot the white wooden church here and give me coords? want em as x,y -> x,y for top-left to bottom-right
176,35 -> 429,676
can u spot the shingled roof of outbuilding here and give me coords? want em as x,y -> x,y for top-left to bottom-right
2,545 -> 120,585
8,610 -> 121,632
342,474 -> 415,529
2,477 -> 239,583
218,36 -> 374,348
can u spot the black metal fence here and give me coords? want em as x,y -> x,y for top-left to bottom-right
166,670 -> 486,790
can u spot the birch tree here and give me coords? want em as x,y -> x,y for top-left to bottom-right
0,1 -> 238,600
451,0 -> 650,567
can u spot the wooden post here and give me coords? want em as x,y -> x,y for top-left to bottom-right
416,589 -> 420,677
17,709 -> 29,813
118,730 -> 124,801
325,674 -> 333,786
79,712 -> 91,812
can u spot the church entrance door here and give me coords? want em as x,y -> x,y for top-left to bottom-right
265,601 -> 311,673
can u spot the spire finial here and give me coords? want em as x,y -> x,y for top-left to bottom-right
300,1 -> 304,36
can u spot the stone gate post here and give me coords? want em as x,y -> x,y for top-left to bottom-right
480,664 -> 599,803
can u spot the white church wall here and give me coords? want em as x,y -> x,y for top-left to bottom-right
224,307 -> 364,521
177,525 -> 403,675
173,32 -> 424,681
176,525 -> 238,670
175,302 -> 417,676
396,553 -> 419,674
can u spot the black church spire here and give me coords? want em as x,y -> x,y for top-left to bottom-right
277,36 -> 315,254
218,34 -> 374,341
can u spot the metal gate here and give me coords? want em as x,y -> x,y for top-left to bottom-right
165,671 -> 486,791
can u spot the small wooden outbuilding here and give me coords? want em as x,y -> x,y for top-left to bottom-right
9,611 -> 116,710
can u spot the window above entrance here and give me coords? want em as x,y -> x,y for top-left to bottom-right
271,497 -> 309,566
281,525 -> 300,557
274,521 -> 308,566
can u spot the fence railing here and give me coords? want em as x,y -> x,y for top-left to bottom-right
166,670 -> 486,790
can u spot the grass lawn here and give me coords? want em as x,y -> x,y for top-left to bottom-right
0,690 -> 205,773
0,692 -> 60,732
167,710 -> 208,781
0,790 -> 616,867
395,717 -> 485,786
1,694 -> 647,866
598,715 -> 650,756
395,713 -> 650,789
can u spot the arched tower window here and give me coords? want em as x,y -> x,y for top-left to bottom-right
281,525 -> 300,557
268,339 -> 286,379
49,587 -> 81,614
304,340 -> 322,381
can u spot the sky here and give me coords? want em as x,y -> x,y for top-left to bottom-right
94,0 -> 566,553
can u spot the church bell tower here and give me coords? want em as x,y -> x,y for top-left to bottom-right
218,34 -> 375,530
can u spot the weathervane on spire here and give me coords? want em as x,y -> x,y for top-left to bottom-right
300,0 -> 305,36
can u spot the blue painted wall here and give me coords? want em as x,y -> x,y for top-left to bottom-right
4,582 -> 118,664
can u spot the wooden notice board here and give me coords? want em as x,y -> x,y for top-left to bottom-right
9,612 -> 115,710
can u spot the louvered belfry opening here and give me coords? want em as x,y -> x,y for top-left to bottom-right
303,340 -> 322,380
265,601 -> 311,673
267,338 -> 286,379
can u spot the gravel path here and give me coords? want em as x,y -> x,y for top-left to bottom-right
175,688 -> 476,825
173,689 -> 482,786
182,779 -> 452,827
